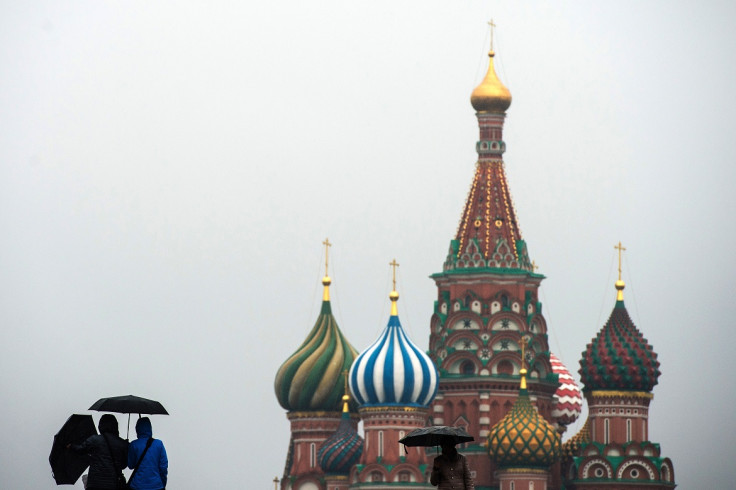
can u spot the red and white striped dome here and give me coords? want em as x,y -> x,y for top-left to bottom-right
549,353 -> 583,427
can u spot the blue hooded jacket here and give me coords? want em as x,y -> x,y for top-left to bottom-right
127,417 -> 168,490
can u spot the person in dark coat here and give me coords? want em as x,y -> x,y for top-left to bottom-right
127,417 -> 168,490
430,442 -> 475,490
69,414 -> 128,490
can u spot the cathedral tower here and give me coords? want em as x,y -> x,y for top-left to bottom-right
274,240 -> 360,490
349,260 -> 439,488
427,27 -> 562,489
488,338 -> 561,490
563,244 -> 676,488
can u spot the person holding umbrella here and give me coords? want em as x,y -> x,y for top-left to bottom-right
127,417 -> 168,490
67,414 -> 128,490
430,442 -> 475,490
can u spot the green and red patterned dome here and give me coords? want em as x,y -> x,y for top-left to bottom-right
579,280 -> 660,392
274,276 -> 359,412
488,367 -> 561,468
318,395 -> 364,475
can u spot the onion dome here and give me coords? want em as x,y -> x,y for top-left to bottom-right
318,394 -> 364,475
274,274 -> 359,411
470,50 -> 512,114
549,353 -> 583,427
561,418 -> 590,461
489,361 -> 560,468
349,275 -> 439,407
578,278 -> 660,392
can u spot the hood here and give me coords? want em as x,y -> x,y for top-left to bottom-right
99,414 -> 119,435
135,417 -> 153,438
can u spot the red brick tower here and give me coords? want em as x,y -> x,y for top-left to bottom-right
428,29 -> 560,489
348,262 -> 439,488
274,240 -> 360,490
562,244 -> 676,489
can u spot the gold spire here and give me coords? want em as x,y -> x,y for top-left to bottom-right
389,258 -> 400,316
519,335 -> 529,390
470,20 -> 512,114
614,241 -> 626,301
342,369 -> 350,413
322,238 -> 332,301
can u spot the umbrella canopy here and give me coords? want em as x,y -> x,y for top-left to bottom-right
399,426 -> 474,447
89,395 -> 168,415
49,414 -> 97,485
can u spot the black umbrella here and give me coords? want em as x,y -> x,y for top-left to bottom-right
49,414 -> 97,485
90,395 -> 168,439
399,426 -> 474,447
89,395 -> 169,415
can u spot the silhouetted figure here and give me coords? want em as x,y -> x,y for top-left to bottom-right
127,417 -> 168,490
430,442 -> 475,490
69,414 -> 127,490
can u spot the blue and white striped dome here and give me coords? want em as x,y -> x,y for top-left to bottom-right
349,290 -> 438,407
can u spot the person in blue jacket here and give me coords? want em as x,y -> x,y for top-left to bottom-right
127,417 -> 168,490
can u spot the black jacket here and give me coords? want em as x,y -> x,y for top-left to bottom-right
72,433 -> 128,489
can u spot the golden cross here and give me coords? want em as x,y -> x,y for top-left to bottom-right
519,335 -> 530,369
614,241 -> 626,281
488,19 -> 496,52
322,238 -> 332,276
389,258 -> 400,291
532,260 -> 539,272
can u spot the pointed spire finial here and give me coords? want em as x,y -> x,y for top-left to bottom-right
614,241 -> 626,301
389,258 -> 400,316
322,238 -> 333,301
519,335 -> 529,390
342,369 -> 350,413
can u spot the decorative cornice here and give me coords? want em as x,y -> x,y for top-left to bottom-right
358,405 -> 426,414
499,468 -> 549,475
588,390 -> 653,400
287,410 -> 342,419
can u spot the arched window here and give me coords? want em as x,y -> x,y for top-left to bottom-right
310,442 -> 316,468
398,430 -> 405,454
497,360 -> 514,375
461,360 -> 475,375
604,419 -> 610,444
626,419 -> 632,442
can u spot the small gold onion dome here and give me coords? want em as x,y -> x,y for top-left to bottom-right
488,368 -> 561,468
323,276 -> 332,286
470,51 -> 512,114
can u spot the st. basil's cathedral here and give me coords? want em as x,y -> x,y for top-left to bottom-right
273,27 -> 676,490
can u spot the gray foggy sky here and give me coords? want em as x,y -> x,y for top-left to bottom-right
1,1 -> 734,489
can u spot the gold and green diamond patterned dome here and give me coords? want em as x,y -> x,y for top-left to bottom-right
274,273 -> 359,412
488,366 -> 561,469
